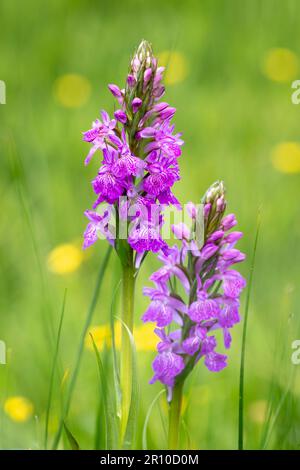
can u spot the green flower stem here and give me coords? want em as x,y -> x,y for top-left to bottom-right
120,258 -> 135,441
168,380 -> 184,449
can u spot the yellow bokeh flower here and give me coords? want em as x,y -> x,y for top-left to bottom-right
86,321 -> 122,351
271,142 -> 300,174
53,74 -> 91,108
47,243 -> 83,275
158,50 -> 189,85
248,400 -> 267,424
113,321 -> 122,349
86,322 -> 158,353
85,324 -> 111,352
134,323 -> 158,352
4,396 -> 34,422
263,48 -> 298,82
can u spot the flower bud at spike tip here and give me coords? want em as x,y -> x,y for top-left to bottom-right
202,181 -> 227,238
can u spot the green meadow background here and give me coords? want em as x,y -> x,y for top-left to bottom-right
1,0 -> 300,449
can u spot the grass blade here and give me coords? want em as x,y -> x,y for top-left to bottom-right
90,339 -> 108,450
44,289 -> 67,449
142,389 -> 165,450
158,398 -> 168,444
94,391 -> 105,450
63,422 -> 80,450
52,246 -> 112,449
238,212 -> 261,450
90,334 -> 118,450
262,382 -> 291,449
94,277 -> 121,450
260,306 -> 298,449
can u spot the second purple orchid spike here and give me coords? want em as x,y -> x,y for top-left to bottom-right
142,181 -> 246,399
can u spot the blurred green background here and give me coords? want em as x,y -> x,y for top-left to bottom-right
1,0 -> 300,450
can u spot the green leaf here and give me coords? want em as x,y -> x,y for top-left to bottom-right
52,246 -> 112,450
63,422 -> 80,450
90,334 -> 118,450
120,319 -> 139,450
142,389 -> 165,450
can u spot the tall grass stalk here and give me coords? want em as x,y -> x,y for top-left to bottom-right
52,246 -> 112,449
238,213 -> 261,450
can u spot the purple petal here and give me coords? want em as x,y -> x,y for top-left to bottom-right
204,351 -> 227,372
172,223 -> 190,240
84,209 -> 103,223
201,243 -> 218,260
186,202 -> 197,219
222,214 -> 237,231
108,83 -> 122,98
142,301 -> 174,327
224,231 -> 243,244
223,271 -> 246,298
223,328 -> 232,349
127,74 -> 136,87
182,336 -> 201,355
189,297 -> 220,323
151,351 -> 185,386
83,223 -> 98,249
114,109 -> 127,124
132,97 -> 142,113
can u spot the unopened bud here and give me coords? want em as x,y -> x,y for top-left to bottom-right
202,181 -> 227,238
130,40 -> 154,78
132,97 -> 142,113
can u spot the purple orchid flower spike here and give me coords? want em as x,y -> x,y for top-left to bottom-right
82,40 -> 184,265
142,181 -> 246,402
